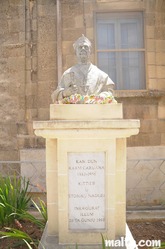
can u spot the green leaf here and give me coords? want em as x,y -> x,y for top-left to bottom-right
101,233 -> 106,249
23,239 -> 34,249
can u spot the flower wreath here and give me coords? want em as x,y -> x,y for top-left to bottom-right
57,92 -> 117,104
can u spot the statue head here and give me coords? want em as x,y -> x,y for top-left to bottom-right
73,35 -> 92,64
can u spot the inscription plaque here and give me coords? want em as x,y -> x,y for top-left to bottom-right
68,152 -> 105,230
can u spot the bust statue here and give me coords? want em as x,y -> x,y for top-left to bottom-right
51,35 -> 114,103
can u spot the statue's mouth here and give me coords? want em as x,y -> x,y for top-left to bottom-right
80,51 -> 87,56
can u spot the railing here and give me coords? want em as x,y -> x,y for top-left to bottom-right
0,159 -> 165,208
0,160 -> 46,192
126,158 -> 165,208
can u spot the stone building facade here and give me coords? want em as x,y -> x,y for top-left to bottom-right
0,0 -> 165,206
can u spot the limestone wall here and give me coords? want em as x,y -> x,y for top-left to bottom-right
0,0 -> 164,162
0,0 -> 26,161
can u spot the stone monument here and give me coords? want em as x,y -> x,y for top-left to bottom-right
33,35 -> 140,249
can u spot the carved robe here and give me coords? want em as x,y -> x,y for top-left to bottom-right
52,63 -> 114,102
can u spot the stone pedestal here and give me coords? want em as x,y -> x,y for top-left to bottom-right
33,103 -> 140,249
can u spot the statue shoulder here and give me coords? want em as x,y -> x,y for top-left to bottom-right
91,64 -> 114,85
62,65 -> 77,76
91,64 -> 108,78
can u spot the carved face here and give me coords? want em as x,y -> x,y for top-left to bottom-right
75,41 -> 91,63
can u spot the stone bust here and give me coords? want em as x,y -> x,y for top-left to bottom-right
51,35 -> 114,103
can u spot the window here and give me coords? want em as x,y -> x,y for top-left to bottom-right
96,12 -> 145,90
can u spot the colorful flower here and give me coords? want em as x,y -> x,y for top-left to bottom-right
58,93 -> 117,104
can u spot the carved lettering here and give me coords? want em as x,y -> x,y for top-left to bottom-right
80,212 -> 94,217
68,152 -> 105,230
78,181 -> 95,186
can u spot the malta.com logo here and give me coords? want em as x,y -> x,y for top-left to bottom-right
105,237 -> 162,248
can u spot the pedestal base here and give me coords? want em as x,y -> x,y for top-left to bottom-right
39,223 -> 138,249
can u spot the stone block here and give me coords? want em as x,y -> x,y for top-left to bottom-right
7,123 -> 18,137
7,57 -> 25,82
47,204 -> 58,235
145,13 -> 156,26
50,103 -> 123,120
36,137 -> 45,148
148,79 -> 157,89
38,41 -> 56,59
38,17 -> 56,42
25,70 -> 32,84
128,133 -> 161,147
157,66 -> 165,78
0,20 -> 9,34
148,65 -> 156,78
18,92 -> 26,107
158,97 -> 165,118
30,1 -> 37,19
0,135 -> 17,151
86,28 -> 94,41
156,0 -> 165,12
156,40 -> 165,52
31,70 -> 37,83
26,95 -> 37,109
158,120 -> 165,132
38,93 -> 51,109
62,41 -> 74,56
31,56 -> 38,72
146,39 -> 156,52
63,16 -> 76,29
127,146 -> 165,160
30,44 -> 37,57
157,79 -> 165,90
0,150 -> 19,161
145,0 -> 156,12
8,19 -> 24,33
97,1 -> 144,10
68,2 -> 82,16
26,109 -> 38,120
38,67 -> 56,82
65,54 -> 77,69
3,44 -> 25,57
32,19 -> 37,31
17,109 -> 26,122
26,121 -> 35,135
38,108 -> 50,120
38,0 -> 55,5
38,58 -> 57,72
140,119 -> 158,133
62,28 -> 84,41
17,122 -> 28,135
75,15 -> 84,28
25,83 -> 37,96
4,4 -> 21,20
17,135 -> 36,149
155,27 -> 165,40
8,0 -> 24,5
19,31 -> 25,43
38,81 -> 53,94
25,57 -> 31,70
123,103 -> 158,120
156,52 -> 165,65
38,3 -> 56,17
85,14 -> 93,29
147,52 -> 155,65
161,133 -> 165,145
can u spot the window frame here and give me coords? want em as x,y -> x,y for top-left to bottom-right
94,11 -> 147,93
